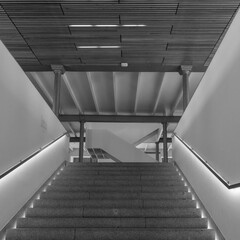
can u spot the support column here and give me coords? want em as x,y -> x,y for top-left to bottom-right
79,121 -> 85,163
155,142 -> 159,162
162,122 -> 168,163
51,65 -> 65,117
180,65 -> 192,111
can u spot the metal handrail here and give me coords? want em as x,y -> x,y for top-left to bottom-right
0,133 -> 67,180
173,133 -> 240,189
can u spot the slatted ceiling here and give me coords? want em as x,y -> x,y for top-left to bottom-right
40,59 -> 81,66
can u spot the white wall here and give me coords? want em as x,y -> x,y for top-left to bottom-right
173,137 -> 240,240
0,41 -> 69,230
0,135 -> 69,231
86,129 -> 156,162
0,41 -> 66,175
173,8 -> 240,240
175,8 -> 240,185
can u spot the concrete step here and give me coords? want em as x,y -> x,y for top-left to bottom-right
60,171 -> 179,176
51,179 -> 185,187
55,175 -> 181,181
63,166 -> 177,171
46,185 -> 188,193
34,199 -> 197,209
26,207 -> 201,218
40,191 -> 192,200
6,228 -> 215,240
17,217 -> 208,229
67,162 -> 174,167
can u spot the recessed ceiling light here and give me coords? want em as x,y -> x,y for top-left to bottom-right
69,24 -> 146,28
95,25 -> 118,27
122,24 -> 146,27
77,46 -> 120,49
99,46 -> 120,48
69,25 -> 93,27
77,46 -> 99,49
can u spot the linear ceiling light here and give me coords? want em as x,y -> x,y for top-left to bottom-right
77,46 -> 99,49
77,46 -> 120,49
122,24 -> 146,27
99,46 -> 120,48
69,24 -> 146,28
69,25 -> 93,27
95,24 -> 118,27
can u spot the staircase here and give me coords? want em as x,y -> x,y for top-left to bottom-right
6,162 -> 215,240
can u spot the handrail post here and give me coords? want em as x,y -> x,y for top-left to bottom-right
155,142 -> 159,162
162,122 -> 168,163
79,121 -> 85,162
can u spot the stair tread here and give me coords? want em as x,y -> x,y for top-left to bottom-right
6,228 -> 215,240
17,217 -> 208,229
34,199 -> 197,208
5,163 -> 215,240
26,207 -> 201,218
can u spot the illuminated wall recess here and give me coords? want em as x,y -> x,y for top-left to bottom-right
174,133 -> 240,189
0,133 -> 67,181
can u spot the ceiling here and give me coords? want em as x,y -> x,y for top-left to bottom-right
0,0 -> 239,143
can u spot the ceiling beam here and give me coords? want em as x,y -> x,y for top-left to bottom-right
59,114 -> 181,123
152,73 -> 165,114
62,74 -> 83,114
22,65 -> 207,73
86,72 -> 100,114
112,72 -> 118,114
134,72 -> 141,113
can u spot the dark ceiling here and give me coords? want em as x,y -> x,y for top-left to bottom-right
0,0 -> 239,72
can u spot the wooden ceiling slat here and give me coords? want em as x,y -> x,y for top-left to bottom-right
0,1 -> 238,70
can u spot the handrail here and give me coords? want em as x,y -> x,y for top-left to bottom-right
173,133 -> 240,189
0,133 -> 68,180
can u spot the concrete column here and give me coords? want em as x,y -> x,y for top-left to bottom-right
155,142 -> 159,162
79,121 -> 85,162
162,122 -> 168,163
51,65 -> 65,117
180,65 -> 192,111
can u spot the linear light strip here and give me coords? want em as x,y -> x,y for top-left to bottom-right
0,133 -> 67,180
173,133 -> 240,189
69,24 -> 146,27
77,46 -> 120,49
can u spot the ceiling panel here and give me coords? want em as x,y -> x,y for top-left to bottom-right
87,72 -> 115,113
114,72 -> 138,113
64,72 -> 97,114
155,72 -> 182,115
135,72 -> 164,113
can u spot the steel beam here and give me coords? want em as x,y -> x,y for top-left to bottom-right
79,121 -> 85,163
155,142 -> 160,162
70,137 -> 86,142
162,122 -> 168,163
159,137 -> 172,143
59,114 -> 181,123
22,64 -> 207,73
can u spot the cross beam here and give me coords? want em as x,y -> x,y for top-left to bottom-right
59,115 -> 181,123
